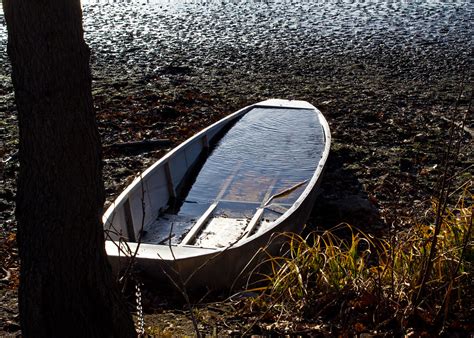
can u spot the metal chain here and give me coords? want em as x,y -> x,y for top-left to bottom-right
134,279 -> 145,335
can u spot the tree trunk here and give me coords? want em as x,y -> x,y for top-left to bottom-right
2,0 -> 136,336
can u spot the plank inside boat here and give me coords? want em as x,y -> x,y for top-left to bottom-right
140,106 -> 326,247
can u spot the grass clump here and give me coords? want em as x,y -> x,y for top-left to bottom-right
244,186 -> 472,335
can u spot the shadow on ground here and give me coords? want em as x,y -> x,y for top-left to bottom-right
310,145 -> 384,232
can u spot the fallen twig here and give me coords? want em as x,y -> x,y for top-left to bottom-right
105,139 -> 172,152
264,180 -> 308,207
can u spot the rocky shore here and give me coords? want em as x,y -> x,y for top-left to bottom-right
1,1 -> 472,335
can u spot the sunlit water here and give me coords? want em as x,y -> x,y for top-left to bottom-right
1,1 -> 471,76
184,107 -> 325,205
141,106 -> 326,246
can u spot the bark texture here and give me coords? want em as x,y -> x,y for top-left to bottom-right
2,0 -> 136,336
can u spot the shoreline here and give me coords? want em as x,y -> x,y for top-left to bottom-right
1,2 -> 473,334
1,51 -> 472,334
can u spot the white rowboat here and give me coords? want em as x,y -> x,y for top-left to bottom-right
104,99 -> 331,288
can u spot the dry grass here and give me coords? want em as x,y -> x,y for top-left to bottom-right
244,184 -> 472,335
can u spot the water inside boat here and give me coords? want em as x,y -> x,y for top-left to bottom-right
141,107 -> 326,247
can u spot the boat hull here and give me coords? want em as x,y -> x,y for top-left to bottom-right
106,177 -> 322,288
104,99 -> 331,289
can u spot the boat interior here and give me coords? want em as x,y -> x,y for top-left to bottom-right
104,104 -> 326,249
140,107 -> 325,248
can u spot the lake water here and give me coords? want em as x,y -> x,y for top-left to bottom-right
3,1 -> 471,73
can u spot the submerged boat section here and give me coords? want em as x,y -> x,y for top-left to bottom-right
103,99 -> 331,288
140,106 -> 325,247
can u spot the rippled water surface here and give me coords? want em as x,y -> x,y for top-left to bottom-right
184,107 -> 325,206
2,1 -> 470,75
142,106 -> 325,246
